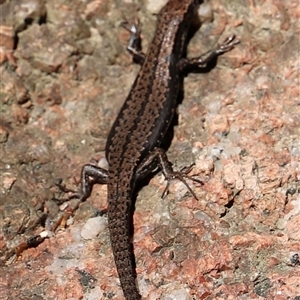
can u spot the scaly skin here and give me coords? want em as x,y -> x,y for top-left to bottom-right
75,0 -> 239,298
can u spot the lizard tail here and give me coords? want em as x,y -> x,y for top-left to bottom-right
108,199 -> 141,300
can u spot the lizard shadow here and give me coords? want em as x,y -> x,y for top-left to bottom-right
132,20 -> 222,198
129,17 -> 222,251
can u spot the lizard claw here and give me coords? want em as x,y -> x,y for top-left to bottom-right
217,34 -> 240,54
162,164 -> 204,200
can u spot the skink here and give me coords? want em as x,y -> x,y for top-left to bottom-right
76,0 -> 238,298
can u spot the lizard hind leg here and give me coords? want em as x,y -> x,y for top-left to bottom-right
135,148 -> 203,199
161,163 -> 203,199
56,163 -> 109,201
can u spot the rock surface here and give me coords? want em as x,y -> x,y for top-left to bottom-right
0,0 -> 299,299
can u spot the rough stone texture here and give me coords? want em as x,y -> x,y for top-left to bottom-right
0,0 -> 299,299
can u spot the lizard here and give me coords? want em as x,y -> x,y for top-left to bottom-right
73,0 -> 239,298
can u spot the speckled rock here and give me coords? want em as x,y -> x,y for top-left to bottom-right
0,0 -> 299,299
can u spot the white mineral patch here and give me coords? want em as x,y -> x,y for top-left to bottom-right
80,216 -> 107,240
163,288 -> 190,300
